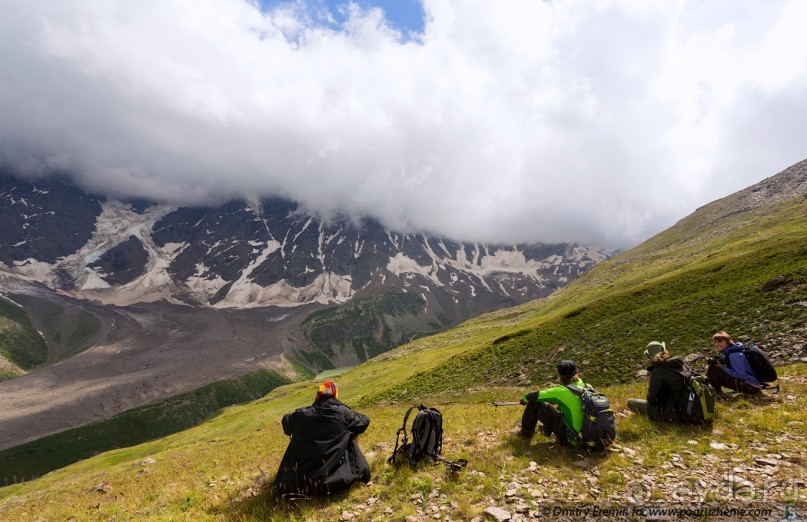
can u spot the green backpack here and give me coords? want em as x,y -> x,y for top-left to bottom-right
683,373 -> 716,424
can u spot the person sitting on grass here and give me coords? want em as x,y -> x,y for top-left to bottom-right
706,330 -> 760,398
516,360 -> 585,445
274,381 -> 371,497
627,341 -> 694,421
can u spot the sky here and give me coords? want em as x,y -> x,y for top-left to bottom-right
1,1 -> 806,249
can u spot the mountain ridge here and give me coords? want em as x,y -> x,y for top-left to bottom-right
0,172 -> 610,310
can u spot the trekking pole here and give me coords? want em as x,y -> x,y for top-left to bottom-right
434,454 -> 468,472
490,401 -> 522,407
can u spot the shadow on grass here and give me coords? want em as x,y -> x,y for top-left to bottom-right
210,476 -> 353,522
615,412 -> 716,445
502,433 -> 613,469
211,461 -> 450,521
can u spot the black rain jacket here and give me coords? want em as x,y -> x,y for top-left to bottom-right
646,356 -> 692,422
274,397 -> 371,496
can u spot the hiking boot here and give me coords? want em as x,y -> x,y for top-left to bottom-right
510,428 -> 533,440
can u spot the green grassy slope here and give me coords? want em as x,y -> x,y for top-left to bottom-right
1,366 -> 804,520
0,297 -> 47,373
0,370 -> 292,485
1,162 -> 805,519
300,292 -> 428,367
9,295 -> 103,364
0,294 -> 105,379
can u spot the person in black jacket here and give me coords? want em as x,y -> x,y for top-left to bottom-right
274,381 -> 371,497
627,341 -> 692,422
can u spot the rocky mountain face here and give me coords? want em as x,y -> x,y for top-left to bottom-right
0,171 -> 610,450
0,172 -> 610,369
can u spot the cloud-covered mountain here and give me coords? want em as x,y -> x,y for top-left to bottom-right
0,172 -> 609,312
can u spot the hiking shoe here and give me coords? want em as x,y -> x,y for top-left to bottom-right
510,428 -> 533,440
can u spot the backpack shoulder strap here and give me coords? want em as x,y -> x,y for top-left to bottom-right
388,405 -> 425,465
564,384 -> 584,395
722,350 -> 745,370
672,366 -> 693,380
401,405 -> 423,437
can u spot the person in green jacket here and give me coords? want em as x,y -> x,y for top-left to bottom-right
516,360 -> 584,445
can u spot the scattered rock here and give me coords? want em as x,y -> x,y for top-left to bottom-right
709,442 -> 727,450
484,506 -> 512,522
622,447 -> 636,457
683,353 -> 703,364
90,482 -> 113,494
340,511 -> 355,521
723,475 -> 753,489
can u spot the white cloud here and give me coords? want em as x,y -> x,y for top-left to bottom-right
0,0 -> 805,248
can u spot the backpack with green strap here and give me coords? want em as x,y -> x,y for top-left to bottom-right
681,372 -> 716,424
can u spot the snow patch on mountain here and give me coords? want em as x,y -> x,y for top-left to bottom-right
472,250 -> 547,278
54,201 -> 174,288
386,253 -> 443,287
81,271 -> 111,290
185,274 -> 228,296
387,244 -> 553,286
200,239 -> 287,305
10,259 -> 54,280
214,271 -> 353,308
51,201 -> 199,306
572,246 -> 610,262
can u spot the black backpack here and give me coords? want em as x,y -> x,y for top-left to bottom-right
388,404 -> 466,471
564,384 -> 616,450
725,343 -> 778,383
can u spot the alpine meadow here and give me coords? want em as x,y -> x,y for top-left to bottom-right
0,155 -> 804,521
